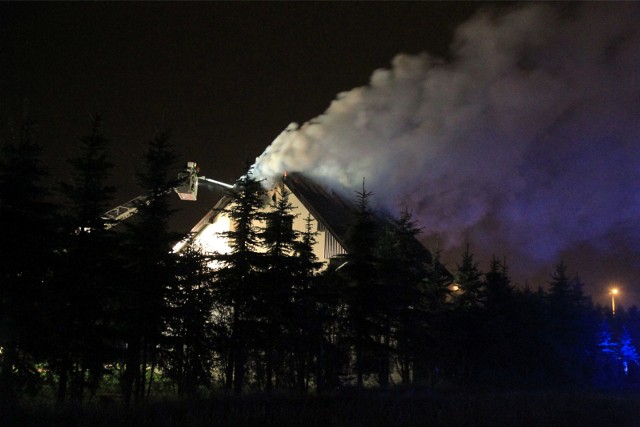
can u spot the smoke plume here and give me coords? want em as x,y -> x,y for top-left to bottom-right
253,3 -> 640,297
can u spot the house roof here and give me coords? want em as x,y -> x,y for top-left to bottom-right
283,172 -> 356,251
284,173 -> 436,267
189,172 -> 438,271
189,172 -> 357,246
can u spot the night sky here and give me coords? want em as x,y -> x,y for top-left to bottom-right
1,2 -> 482,224
3,2 -> 640,308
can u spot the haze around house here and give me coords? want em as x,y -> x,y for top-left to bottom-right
252,3 -> 640,305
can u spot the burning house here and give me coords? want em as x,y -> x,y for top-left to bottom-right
182,172 -> 364,266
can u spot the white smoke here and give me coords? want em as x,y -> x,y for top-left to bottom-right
253,3 -> 640,296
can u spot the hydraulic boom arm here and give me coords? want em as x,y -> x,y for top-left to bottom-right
101,162 -> 231,229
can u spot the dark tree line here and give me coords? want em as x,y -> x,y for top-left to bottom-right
1,116 -> 638,405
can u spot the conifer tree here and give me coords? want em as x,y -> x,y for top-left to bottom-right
258,183 -> 300,390
376,209 -> 427,385
61,113 -> 116,230
210,169 -> 266,393
341,180 -> 381,387
544,261 -> 595,384
547,260 -> 572,316
162,247 -> 216,396
454,244 -> 484,308
0,119 -> 58,401
597,319 -> 617,355
618,326 -> 640,375
446,245 -> 485,384
54,114 -> 118,403
119,130 -> 180,405
475,257 -> 520,384
291,214 -> 324,391
413,247 -> 452,386
483,256 -> 513,311
313,266 -> 351,391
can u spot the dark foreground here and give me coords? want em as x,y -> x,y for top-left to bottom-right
3,390 -> 640,427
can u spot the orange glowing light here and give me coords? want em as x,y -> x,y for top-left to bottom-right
610,287 -> 620,315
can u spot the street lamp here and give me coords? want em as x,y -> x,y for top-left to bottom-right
610,288 -> 619,315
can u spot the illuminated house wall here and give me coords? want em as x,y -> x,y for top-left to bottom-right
186,173 -> 351,267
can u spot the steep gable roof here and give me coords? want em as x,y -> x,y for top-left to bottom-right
284,173 -> 437,267
283,172 -> 355,251
189,173 -> 356,242
187,172 -> 439,273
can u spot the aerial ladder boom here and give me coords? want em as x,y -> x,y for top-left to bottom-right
102,161 -> 232,229
102,194 -> 151,228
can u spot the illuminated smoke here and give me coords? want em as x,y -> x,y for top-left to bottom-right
253,3 -> 640,288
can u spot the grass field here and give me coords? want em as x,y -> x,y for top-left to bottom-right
3,389 -> 640,427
